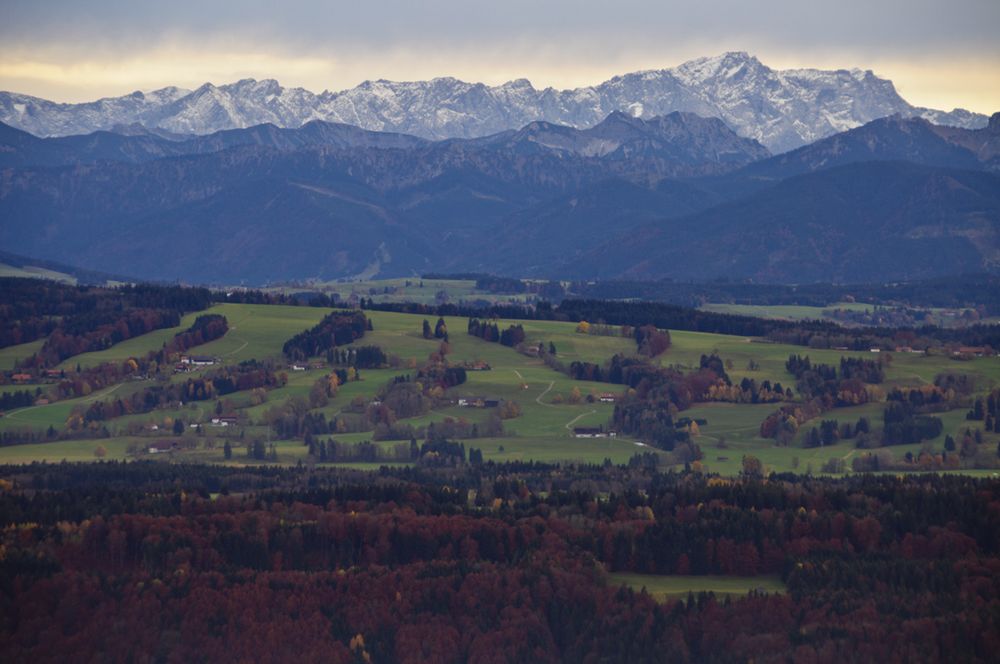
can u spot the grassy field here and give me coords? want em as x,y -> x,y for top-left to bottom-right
0,436 -> 140,463
3,302 -> 999,473
60,303 -> 331,369
0,261 -> 76,284
701,302 -> 870,321
701,301 -> 988,330
608,573 -> 786,601
270,278 -> 534,307
0,308 -> 654,466
0,338 -> 45,370
0,382 -> 138,432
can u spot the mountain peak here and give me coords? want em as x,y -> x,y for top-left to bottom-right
0,54 -> 988,150
224,78 -> 281,94
600,109 -> 642,123
671,51 -> 769,87
502,78 -> 535,91
719,50 -> 757,63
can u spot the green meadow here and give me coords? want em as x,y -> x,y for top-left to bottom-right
607,572 -> 786,601
2,302 -> 998,473
700,302 -> 871,321
0,261 -> 77,284
0,339 -> 45,370
271,277 -> 533,306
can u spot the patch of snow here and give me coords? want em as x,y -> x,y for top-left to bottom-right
0,52 -> 988,151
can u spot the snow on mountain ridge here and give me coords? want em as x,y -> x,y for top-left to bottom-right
0,51 -> 988,152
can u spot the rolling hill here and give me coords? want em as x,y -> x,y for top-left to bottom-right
0,111 -> 997,285
572,162 -> 1000,282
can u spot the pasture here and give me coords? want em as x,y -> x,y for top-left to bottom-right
0,339 -> 45,370
700,302 -> 870,321
607,573 -> 786,601
272,277 -> 533,306
2,302 -> 998,474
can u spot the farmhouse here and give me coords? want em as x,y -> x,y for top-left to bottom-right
599,393 -> 617,403
147,441 -> 179,454
457,397 -> 500,408
291,363 -> 308,371
11,373 -> 32,384
572,427 -> 616,438
182,355 -> 216,366
211,416 -> 238,427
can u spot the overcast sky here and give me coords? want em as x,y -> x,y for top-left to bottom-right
1,0 -> 998,113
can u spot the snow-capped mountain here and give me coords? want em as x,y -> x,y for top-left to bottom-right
0,52 -> 989,152
0,86 -> 191,138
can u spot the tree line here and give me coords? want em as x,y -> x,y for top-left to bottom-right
2,463 -> 999,662
0,278 -> 212,354
282,310 -> 370,360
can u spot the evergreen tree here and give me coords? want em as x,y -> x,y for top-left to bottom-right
251,439 -> 267,460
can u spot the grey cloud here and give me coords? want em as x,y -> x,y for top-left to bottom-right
2,0 -> 998,58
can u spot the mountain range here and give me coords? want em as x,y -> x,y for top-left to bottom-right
0,52 -> 988,153
1,103 -> 997,285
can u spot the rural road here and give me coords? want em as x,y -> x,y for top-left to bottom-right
222,314 -> 252,357
4,382 -> 124,422
513,370 -> 555,406
564,410 -> 597,430
224,336 -> 249,357
517,374 -> 623,441
535,381 -> 555,405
